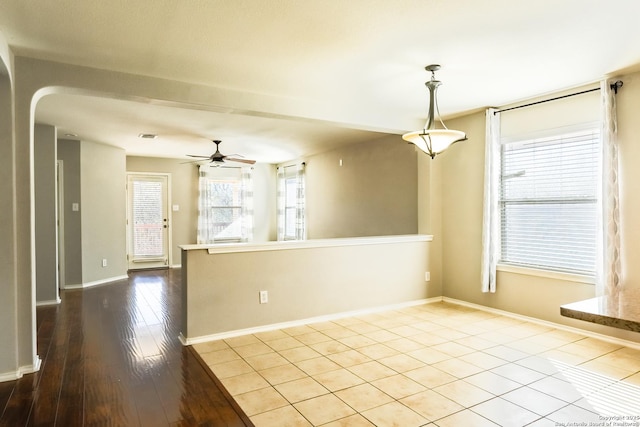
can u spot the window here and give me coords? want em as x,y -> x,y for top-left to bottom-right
500,126 -> 600,275
197,167 -> 253,243
277,163 -> 306,240
284,172 -> 298,238
205,177 -> 243,240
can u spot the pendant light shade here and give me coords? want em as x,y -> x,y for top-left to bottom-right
402,65 -> 467,158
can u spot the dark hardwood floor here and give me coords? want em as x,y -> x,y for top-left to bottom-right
0,269 -> 252,426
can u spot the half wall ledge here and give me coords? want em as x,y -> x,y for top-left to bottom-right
180,235 -> 433,343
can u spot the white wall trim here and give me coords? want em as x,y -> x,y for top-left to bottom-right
442,297 -> 640,351
181,297 -> 441,346
497,263 -> 595,285
36,297 -> 61,307
0,370 -> 22,382
180,234 -> 433,254
171,264 -> 182,269
64,274 -> 128,290
0,356 -> 41,383
180,293 -> 640,350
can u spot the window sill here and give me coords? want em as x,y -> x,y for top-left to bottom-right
497,263 -> 595,285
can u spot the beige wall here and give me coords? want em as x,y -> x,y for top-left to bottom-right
253,163 -> 278,242
182,236 -> 430,340
433,73 -> 640,344
304,135 -> 418,239
417,155 -> 444,298
0,34 -> 17,376
80,141 -> 127,283
34,124 -> 58,303
56,139 -> 83,287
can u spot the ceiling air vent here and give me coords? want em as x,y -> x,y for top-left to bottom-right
138,133 -> 157,139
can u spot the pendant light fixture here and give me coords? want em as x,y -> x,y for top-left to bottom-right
402,64 -> 467,158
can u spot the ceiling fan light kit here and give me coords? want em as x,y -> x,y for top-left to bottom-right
403,64 -> 467,159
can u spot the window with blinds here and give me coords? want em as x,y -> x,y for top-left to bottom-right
205,177 -> 243,241
500,126 -> 600,275
282,166 -> 299,240
132,180 -> 164,257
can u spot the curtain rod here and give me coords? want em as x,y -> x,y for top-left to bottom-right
494,80 -> 623,115
277,162 -> 306,169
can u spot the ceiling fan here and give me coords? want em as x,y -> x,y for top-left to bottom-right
186,140 -> 256,166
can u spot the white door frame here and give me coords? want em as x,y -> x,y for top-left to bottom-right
56,160 -> 64,298
126,172 -> 172,270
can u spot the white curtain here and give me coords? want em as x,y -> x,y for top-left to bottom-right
276,163 -> 306,241
596,79 -> 622,298
276,166 -> 286,241
240,167 -> 254,243
197,166 -> 213,244
294,162 -> 306,240
481,108 -> 501,293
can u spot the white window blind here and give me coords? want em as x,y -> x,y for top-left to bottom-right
500,127 -> 600,275
284,174 -> 297,238
206,177 -> 243,240
132,180 -> 164,257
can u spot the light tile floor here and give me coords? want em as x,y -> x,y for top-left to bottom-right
193,302 -> 640,426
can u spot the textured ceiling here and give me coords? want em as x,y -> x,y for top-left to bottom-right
1,0 -> 639,162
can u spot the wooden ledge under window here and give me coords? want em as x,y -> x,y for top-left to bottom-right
560,287 -> 640,333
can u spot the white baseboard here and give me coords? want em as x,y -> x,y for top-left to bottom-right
171,264 -> 182,269
36,297 -> 61,306
181,297 -> 441,346
442,297 -> 640,351
183,295 -> 640,351
0,370 -> 21,382
0,356 -> 41,383
64,275 -> 128,290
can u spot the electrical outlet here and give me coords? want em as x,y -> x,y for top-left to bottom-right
102,258 -> 107,267
259,290 -> 268,304
425,271 -> 430,281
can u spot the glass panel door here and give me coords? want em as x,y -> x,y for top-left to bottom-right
127,174 -> 169,270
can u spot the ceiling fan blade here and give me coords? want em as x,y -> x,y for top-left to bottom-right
226,157 -> 256,165
180,159 -> 205,164
186,154 -> 211,158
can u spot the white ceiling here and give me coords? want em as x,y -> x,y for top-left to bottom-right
1,0 -> 639,163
